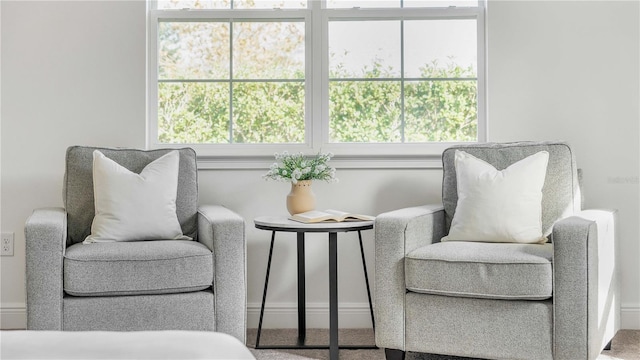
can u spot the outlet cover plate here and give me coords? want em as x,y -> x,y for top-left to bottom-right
1,232 -> 14,256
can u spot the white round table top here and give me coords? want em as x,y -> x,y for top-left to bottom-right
254,216 -> 374,233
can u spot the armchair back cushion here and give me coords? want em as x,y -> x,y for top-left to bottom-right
442,141 -> 580,237
64,146 -> 199,245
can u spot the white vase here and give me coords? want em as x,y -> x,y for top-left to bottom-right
286,180 -> 316,215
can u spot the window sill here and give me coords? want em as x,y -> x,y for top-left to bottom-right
195,153 -> 444,170
147,142 -> 467,170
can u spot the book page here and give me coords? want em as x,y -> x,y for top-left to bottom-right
289,209 -> 374,223
294,210 -> 332,220
324,209 -> 350,217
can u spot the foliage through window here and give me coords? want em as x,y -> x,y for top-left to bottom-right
149,0 -> 485,154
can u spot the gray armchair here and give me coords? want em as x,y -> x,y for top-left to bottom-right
25,146 -> 246,342
375,141 -> 619,360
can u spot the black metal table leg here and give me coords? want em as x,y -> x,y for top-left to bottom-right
252,218 -> 377,353
255,231 -> 276,349
358,230 -> 375,330
329,232 -> 339,360
297,232 -> 306,345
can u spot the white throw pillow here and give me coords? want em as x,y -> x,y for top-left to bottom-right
84,150 -> 190,243
441,150 -> 549,244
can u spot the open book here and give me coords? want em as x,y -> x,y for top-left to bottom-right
289,209 -> 375,224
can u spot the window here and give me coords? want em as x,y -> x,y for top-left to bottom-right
157,20 -> 305,144
148,0 -> 485,161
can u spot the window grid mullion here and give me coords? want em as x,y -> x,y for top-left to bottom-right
327,78 -> 477,82
158,79 -> 305,83
400,19 -> 405,143
319,2 -> 330,148
229,19 -> 234,144
308,0 -> 321,149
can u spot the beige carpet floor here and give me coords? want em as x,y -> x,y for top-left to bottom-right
248,328 -> 640,360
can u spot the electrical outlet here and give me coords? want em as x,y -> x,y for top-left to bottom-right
1,232 -> 14,256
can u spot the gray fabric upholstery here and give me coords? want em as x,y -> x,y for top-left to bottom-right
25,208 -> 66,330
553,210 -> 619,360
442,141 -> 580,237
405,293 -> 553,360
374,205 -> 446,351
64,146 -> 198,245
374,142 -> 619,360
198,205 -> 247,344
63,291 -> 215,331
26,146 -> 247,343
405,242 -> 552,300
64,241 -> 213,296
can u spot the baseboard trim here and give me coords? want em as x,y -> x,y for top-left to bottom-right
247,302 -> 375,329
621,303 -> 640,330
3,302 -> 639,330
0,303 -> 27,330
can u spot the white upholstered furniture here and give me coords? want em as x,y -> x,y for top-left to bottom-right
0,331 -> 255,359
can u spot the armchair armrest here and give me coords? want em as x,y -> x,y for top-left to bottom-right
552,209 -> 618,360
197,205 -> 246,343
25,207 -> 67,330
374,204 -> 446,351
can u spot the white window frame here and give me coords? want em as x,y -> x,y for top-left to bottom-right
147,1 -> 486,169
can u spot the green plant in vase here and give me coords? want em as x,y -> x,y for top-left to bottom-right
263,152 -> 338,215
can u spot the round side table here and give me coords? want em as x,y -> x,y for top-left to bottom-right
253,216 -> 376,360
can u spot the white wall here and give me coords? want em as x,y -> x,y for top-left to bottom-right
1,0 -> 146,327
487,0 -> 640,329
1,0 -> 639,330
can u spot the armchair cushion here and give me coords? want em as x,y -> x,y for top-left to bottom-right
442,142 -> 581,238
64,241 -> 213,296
64,146 -> 198,245
85,150 -> 189,243
442,150 -> 549,243
405,242 -> 553,300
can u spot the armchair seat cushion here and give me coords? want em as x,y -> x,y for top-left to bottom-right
64,241 -> 213,297
405,242 -> 553,300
